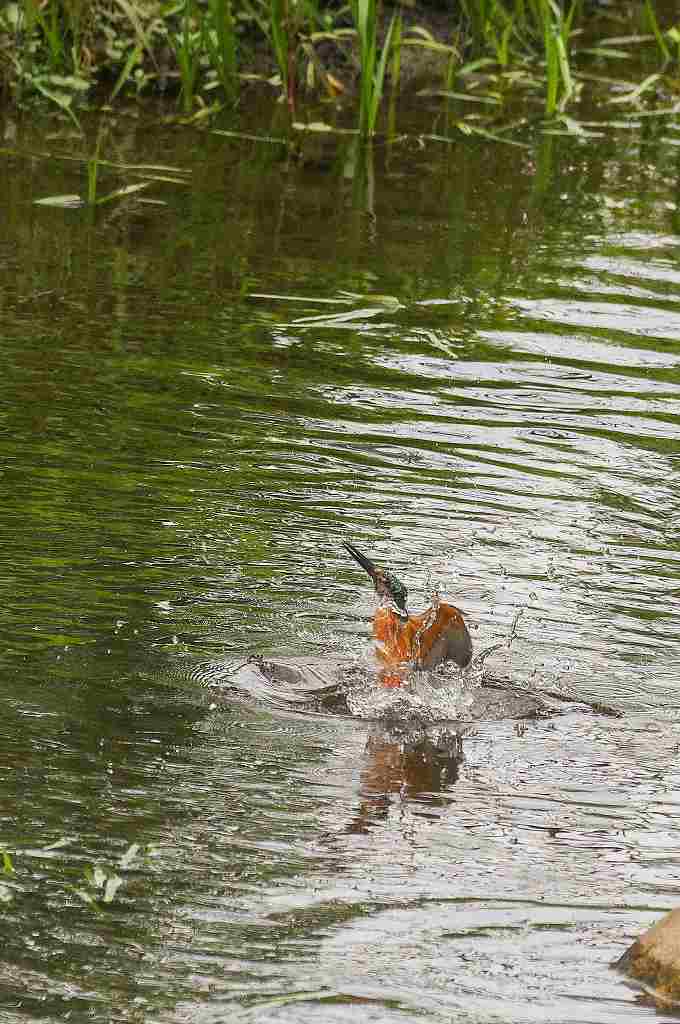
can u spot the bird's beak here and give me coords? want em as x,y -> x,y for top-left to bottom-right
343,541 -> 409,618
343,541 -> 380,586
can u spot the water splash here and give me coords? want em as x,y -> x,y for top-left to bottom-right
345,658 -> 479,722
471,608 -> 525,672
344,608 -> 524,722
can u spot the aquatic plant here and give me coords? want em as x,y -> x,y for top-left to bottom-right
270,0 -> 295,111
460,0 -> 514,67
644,0 -> 670,62
268,0 -> 351,114
0,849 -> 14,904
170,0 -> 203,113
541,0 -> 576,116
206,0 -> 239,101
0,0 -> 677,129
351,0 -> 399,136
460,0 -> 578,116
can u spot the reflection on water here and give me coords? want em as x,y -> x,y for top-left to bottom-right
2,103 -> 680,1022
347,723 -> 464,834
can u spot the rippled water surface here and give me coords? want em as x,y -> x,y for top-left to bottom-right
3,103 -> 680,1022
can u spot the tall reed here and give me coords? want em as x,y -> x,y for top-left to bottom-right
270,0 -> 295,112
206,0 -> 238,102
170,0 -> 202,112
352,0 -> 398,137
644,0 -> 670,61
536,0 -> 576,116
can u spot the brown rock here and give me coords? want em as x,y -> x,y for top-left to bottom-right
615,909 -> 680,1005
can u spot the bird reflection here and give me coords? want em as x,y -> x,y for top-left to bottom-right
346,723 -> 464,834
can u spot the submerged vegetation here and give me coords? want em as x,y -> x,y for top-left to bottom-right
1,1 -> 680,134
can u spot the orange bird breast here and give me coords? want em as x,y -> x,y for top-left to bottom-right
373,602 -> 472,679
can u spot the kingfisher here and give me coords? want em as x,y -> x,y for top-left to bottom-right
343,541 -> 472,685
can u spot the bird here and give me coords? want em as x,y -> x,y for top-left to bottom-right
343,541 -> 472,686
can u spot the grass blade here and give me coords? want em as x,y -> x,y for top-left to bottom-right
109,43 -> 142,103
368,11 -> 397,133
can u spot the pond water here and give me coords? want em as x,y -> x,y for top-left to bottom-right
2,97 -> 680,1022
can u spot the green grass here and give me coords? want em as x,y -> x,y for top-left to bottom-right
352,0 -> 399,135
207,0 -> 238,101
0,1 -> 678,132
